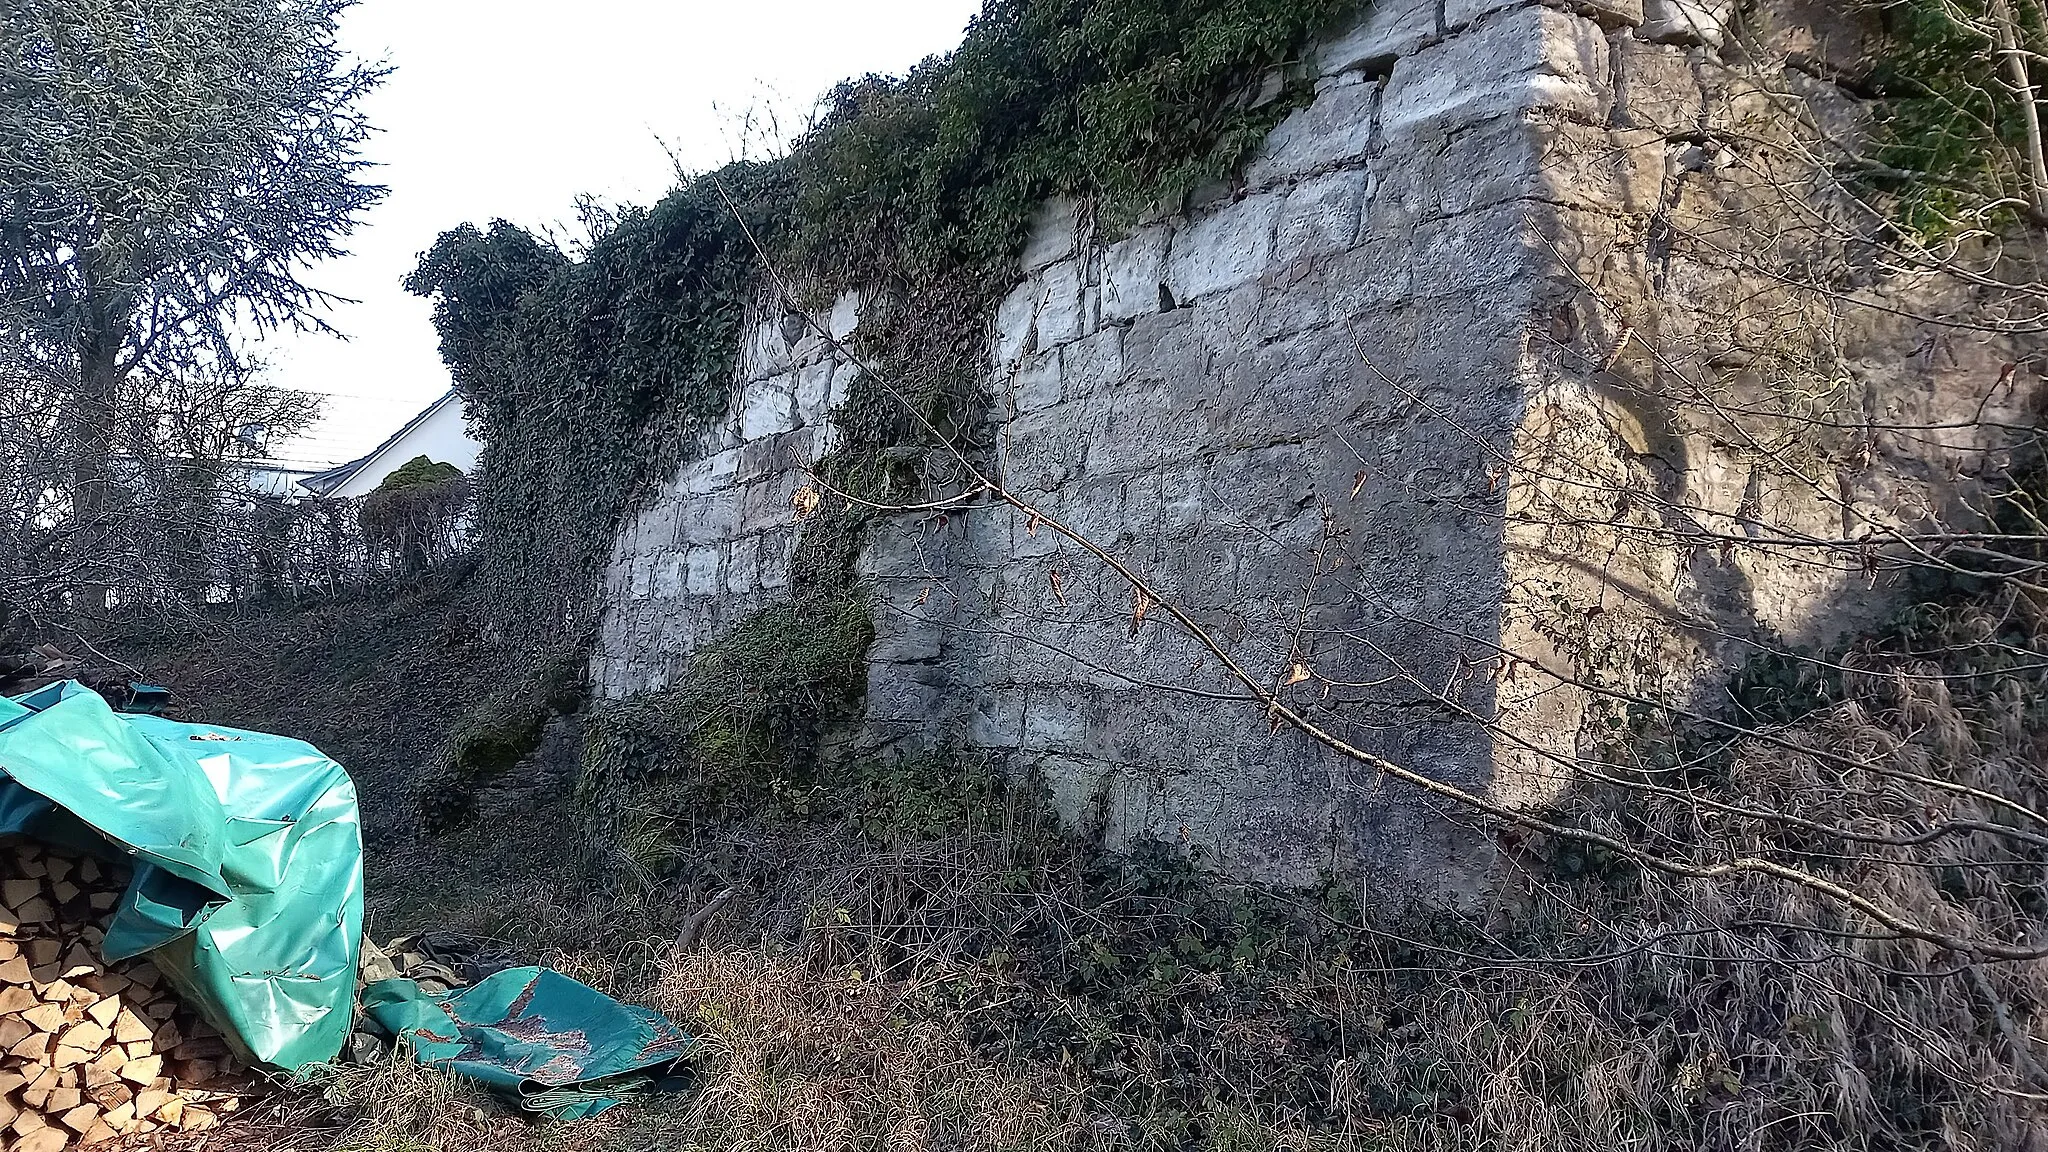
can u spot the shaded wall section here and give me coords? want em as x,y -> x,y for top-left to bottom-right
594,0 -> 2041,897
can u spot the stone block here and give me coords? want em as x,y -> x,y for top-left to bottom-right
758,536 -> 791,590
680,488 -> 742,545
999,401 -> 1095,491
1315,242 -> 1415,319
967,693 -> 1026,749
1086,384 -> 1207,476
1165,192 -> 1282,304
628,554 -> 654,600
1101,225 -> 1171,323
1037,258 -> 1088,347
741,314 -> 800,380
869,618 -> 944,664
785,424 -> 832,472
1446,0 -> 1642,28
740,377 -> 797,440
795,359 -> 836,426
725,536 -> 762,593
685,546 -> 721,595
1019,198 -> 1081,272
1124,307 -> 1213,386
1007,348 -> 1064,414
652,550 -> 687,598
1615,34 -> 1705,131
633,500 -> 683,551
679,448 -> 742,497
860,518 -> 931,580
827,290 -> 862,341
1274,167 -> 1369,270
1381,5 -> 1612,139
992,276 -> 1040,369
1246,80 -> 1377,188
828,360 -> 862,410
1641,0 -> 1732,47
740,473 -> 800,532
867,663 -> 947,722
1410,203 -> 1542,300
1317,0 -> 1438,74
1062,326 -> 1125,391
1022,689 -> 1092,753
1010,504 -> 1061,559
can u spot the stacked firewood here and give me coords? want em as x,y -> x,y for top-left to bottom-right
0,839 -> 243,1150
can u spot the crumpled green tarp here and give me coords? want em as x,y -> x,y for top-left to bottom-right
0,681 -> 363,1071
362,967 -> 694,1119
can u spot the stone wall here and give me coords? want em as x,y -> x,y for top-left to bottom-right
592,294 -> 860,699
593,0 -> 2040,898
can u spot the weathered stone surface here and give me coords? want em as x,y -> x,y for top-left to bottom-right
794,360 -> 835,426
739,378 -> 797,439
1273,167 -> 1369,271
1245,79 -> 1376,188
1615,34 -> 1705,131
1100,225 -> 1171,322
1036,258 -> 1089,347
1020,198 -> 1081,272
1447,0 -> 1643,30
1316,0 -> 1438,74
1165,192 -> 1281,304
1641,0 -> 1733,46
1061,327 -> 1125,391
652,551 -> 686,598
1381,5 -> 1611,139
827,290 -> 863,341
1008,349 -> 1064,414
588,1 -> 2039,906
992,277 -> 1040,369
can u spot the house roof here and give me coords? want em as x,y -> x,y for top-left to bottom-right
298,389 -> 463,497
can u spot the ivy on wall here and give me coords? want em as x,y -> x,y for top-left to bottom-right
404,165 -> 793,644
789,0 -> 1359,284
402,0 -> 1363,822
1870,0 -> 2048,234
411,0 -> 1360,645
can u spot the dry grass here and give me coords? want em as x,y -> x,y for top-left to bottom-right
117,569 -> 2047,1152
647,949 -> 1075,1152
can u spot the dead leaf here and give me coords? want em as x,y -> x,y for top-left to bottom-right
1026,511 -> 1042,537
1130,589 -> 1154,636
792,486 -> 823,520
1284,662 -> 1312,686
1350,471 -> 1368,499
1049,570 -> 1067,607
1599,323 -> 1635,371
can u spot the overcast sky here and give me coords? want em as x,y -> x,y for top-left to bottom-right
266,0 -> 982,468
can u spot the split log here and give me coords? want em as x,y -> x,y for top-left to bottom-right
0,838 -> 247,1147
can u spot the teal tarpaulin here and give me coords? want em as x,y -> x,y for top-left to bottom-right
363,967 -> 695,1119
0,681 -> 363,1071
1,680 -> 694,1113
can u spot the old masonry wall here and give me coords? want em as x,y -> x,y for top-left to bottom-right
593,0 -> 2040,898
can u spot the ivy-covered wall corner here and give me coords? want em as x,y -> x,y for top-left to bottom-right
411,0 -> 2043,894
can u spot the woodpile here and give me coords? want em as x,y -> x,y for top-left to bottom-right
0,838 -> 244,1150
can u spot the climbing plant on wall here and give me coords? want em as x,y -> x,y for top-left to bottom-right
404,0 -> 1359,818
404,164 -> 794,643
1871,0 -> 2048,233
409,0 -> 1359,641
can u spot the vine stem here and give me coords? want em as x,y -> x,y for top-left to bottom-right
1989,0 -> 2048,226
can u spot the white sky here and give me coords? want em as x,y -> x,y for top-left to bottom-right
265,0 -> 982,468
